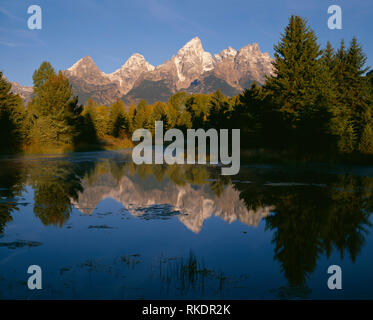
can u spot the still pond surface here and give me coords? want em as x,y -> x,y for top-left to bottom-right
0,150 -> 372,299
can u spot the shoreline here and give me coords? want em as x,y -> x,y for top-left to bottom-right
1,146 -> 372,168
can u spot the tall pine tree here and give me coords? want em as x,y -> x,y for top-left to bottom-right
264,15 -> 326,148
333,38 -> 373,153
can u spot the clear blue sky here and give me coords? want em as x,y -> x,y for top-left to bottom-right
1,0 -> 372,86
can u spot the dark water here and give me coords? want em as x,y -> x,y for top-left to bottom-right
0,150 -> 373,299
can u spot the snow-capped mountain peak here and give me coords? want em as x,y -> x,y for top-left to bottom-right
176,37 -> 213,66
214,46 -> 237,63
172,37 -> 214,85
113,53 -> 155,74
107,53 -> 155,93
177,37 -> 202,53
67,56 -> 103,76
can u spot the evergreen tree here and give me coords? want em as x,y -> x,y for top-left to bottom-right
347,38 -> 373,153
81,99 -> 109,139
333,38 -> 373,153
127,103 -> 136,134
185,94 -> 211,128
318,41 -> 342,150
231,82 -> 270,147
0,72 -> 26,152
150,101 -> 168,132
29,66 -> 81,147
332,40 -> 354,152
366,70 -> 373,88
79,108 -> 98,145
94,105 -> 109,137
207,89 -> 231,128
108,99 -> 127,137
133,99 -> 148,130
264,15 -> 324,146
295,41 -> 339,151
32,61 -> 56,94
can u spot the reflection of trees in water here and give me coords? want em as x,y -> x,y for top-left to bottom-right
210,175 -> 231,198
234,171 -> 373,287
81,161 -> 221,188
30,161 -> 96,227
4,155 -> 372,292
320,175 -> 373,261
132,164 -> 213,187
0,161 -> 26,234
103,161 -> 228,193
0,158 -> 99,230
28,160 -> 220,228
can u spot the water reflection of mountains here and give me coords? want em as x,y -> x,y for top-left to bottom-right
72,166 -> 273,233
1,153 -> 373,287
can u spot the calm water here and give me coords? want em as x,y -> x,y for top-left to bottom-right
0,150 -> 372,299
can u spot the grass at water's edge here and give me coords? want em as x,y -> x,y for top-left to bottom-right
18,136 -> 134,155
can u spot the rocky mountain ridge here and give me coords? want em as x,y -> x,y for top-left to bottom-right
12,37 -> 273,105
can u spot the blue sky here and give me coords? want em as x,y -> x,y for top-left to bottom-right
1,0 -> 372,86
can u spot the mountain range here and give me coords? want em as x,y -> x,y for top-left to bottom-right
11,37 -> 273,106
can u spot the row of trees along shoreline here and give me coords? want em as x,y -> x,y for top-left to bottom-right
1,15 -> 372,162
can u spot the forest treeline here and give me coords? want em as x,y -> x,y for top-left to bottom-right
1,15 -> 372,157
